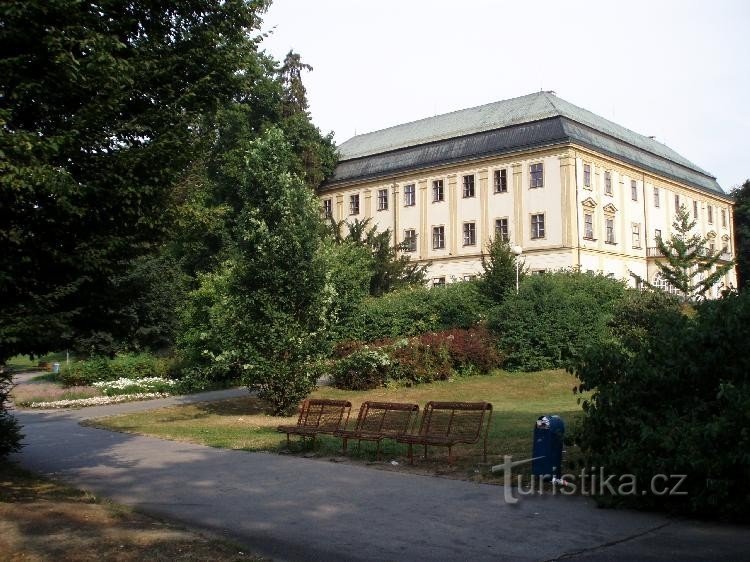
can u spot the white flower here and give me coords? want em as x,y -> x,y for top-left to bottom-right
28,393 -> 170,409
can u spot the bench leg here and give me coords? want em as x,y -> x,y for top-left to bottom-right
375,440 -> 381,461
342,437 -> 348,454
407,444 -> 414,465
286,434 -> 290,448
423,444 -> 428,460
447,445 -> 452,465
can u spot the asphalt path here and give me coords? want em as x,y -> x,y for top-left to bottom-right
10,383 -> 750,561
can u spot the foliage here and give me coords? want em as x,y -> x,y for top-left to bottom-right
59,353 -> 176,387
178,129 -> 333,414
93,377 -> 177,397
330,326 -> 502,390
480,237 -> 526,302
327,218 -> 428,297
643,205 -> 734,300
573,291 -> 750,520
331,349 -> 392,390
0,366 -> 23,458
489,271 -> 628,371
731,179 -> 750,290
0,0 -> 273,362
336,281 -> 491,342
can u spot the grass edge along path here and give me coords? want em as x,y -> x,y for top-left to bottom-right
90,370 -> 584,481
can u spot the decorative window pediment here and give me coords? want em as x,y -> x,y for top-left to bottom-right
603,203 -> 618,214
581,197 -> 597,209
721,234 -> 730,241
707,230 -> 717,239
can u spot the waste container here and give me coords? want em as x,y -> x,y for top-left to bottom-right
52,362 -> 60,374
531,415 -> 565,480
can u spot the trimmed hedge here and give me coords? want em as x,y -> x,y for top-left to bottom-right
335,282 -> 491,343
488,271 -> 628,371
59,353 -> 177,387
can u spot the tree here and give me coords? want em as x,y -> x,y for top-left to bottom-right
0,0 -> 272,363
326,217 -> 428,296
179,128 -> 334,414
0,366 -> 23,459
479,237 -> 525,302
644,205 -> 734,300
731,179 -> 750,290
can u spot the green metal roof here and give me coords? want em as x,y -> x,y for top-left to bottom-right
334,92 -> 725,196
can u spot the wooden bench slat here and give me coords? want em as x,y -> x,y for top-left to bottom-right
335,401 -> 419,459
277,399 -> 352,445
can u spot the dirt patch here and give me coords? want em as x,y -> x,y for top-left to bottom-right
0,463 -> 264,561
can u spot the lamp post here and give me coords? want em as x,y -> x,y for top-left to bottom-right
512,245 -> 523,294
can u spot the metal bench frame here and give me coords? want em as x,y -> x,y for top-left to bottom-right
277,398 -> 352,447
396,401 -> 493,464
335,401 -> 419,460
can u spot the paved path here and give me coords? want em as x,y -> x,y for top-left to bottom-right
10,387 -> 750,561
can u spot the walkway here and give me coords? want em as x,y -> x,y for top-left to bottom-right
11,387 -> 750,561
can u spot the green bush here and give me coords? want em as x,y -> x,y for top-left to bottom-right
573,291 -> 750,520
59,353 -> 176,387
337,281 -> 491,342
488,271 -> 627,371
0,366 -> 23,458
332,349 -> 392,390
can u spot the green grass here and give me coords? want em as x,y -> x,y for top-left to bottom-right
91,370 -> 584,479
5,352 -> 72,372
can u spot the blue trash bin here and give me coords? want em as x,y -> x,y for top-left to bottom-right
531,415 -> 565,480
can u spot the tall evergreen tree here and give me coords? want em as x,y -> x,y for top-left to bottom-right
731,179 -> 750,290
0,0 -> 271,362
480,237 -> 526,302
645,205 -> 734,300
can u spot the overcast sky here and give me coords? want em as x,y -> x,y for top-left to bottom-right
260,0 -> 749,192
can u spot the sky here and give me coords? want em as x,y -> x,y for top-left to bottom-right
260,0 -> 749,192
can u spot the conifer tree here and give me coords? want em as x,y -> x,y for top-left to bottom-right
646,205 -> 734,300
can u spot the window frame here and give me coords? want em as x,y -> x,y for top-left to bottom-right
604,171 -> 612,195
530,162 -> 544,189
462,174 -> 475,198
495,217 -> 509,242
462,221 -> 477,246
605,217 -> 616,244
583,212 -> 594,240
403,183 -> 416,207
494,169 -> 508,193
349,193 -> 360,215
432,225 -> 445,249
322,198 -> 333,219
432,179 -> 444,202
707,204 -> 713,224
583,163 -> 591,188
631,180 -> 638,201
653,186 -> 660,207
377,188 -> 389,211
631,222 -> 642,249
403,228 -> 417,252
432,277 -> 446,288
530,213 -> 545,239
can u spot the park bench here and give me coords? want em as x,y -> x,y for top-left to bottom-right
335,401 -> 419,459
277,398 -> 352,447
396,401 -> 493,464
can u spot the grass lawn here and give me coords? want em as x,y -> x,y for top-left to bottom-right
91,370 -> 584,481
5,352 -> 71,372
0,462 -> 261,560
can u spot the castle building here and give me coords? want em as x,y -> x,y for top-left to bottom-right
319,92 -> 736,293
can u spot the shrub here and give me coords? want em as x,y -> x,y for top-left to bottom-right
573,291 -> 750,520
489,271 -> 627,371
389,339 -> 453,385
0,366 -> 23,458
332,349 -> 392,390
420,326 -> 503,374
59,353 -> 177,387
337,281 -> 491,342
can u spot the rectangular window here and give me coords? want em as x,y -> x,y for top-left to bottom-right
631,180 -> 638,201
495,218 -> 509,242
463,275 -> 477,282
653,187 -> 660,207
584,212 -> 594,239
632,223 -> 641,248
721,209 -> 727,227
322,199 -> 332,219
432,226 -> 445,249
462,175 -> 475,198
674,194 -> 680,211
432,179 -> 444,202
693,200 -> 698,218
530,163 -> 544,188
604,171 -> 612,195
494,169 -> 508,193
403,229 -> 417,252
377,188 -> 389,211
463,222 -> 476,246
708,204 -> 713,224
605,217 -> 615,244
654,228 -> 662,242
349,194 -> 360,215
432,277 -> 446,288
531,213 -> 545,239
583,163 -> 591,188
404,183 -> 416,206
